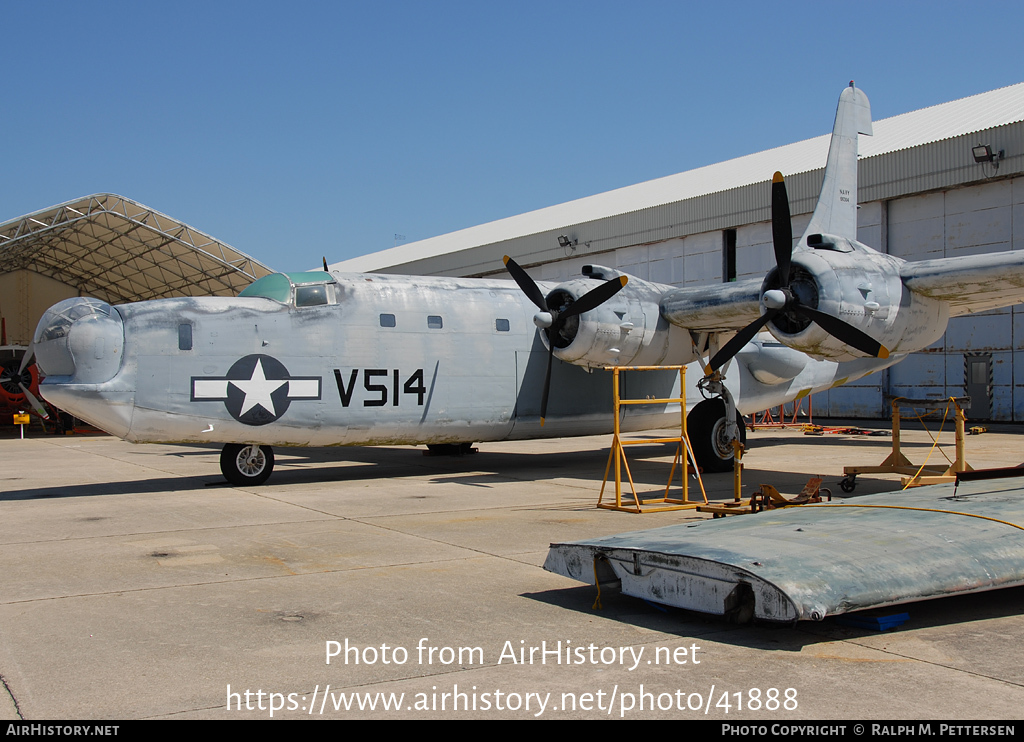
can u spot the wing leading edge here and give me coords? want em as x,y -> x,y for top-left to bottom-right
901,251 -> 1024,316
659,278 -> 763,332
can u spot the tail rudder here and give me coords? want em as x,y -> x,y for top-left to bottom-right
803,82 -> 872,242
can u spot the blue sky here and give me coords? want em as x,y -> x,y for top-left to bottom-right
3,1 -> 1023,271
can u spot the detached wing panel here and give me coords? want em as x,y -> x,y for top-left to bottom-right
902,251 -> 1024,316
660,278 -> 763,331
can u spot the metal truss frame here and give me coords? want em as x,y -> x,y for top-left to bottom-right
0,194 -> 273,304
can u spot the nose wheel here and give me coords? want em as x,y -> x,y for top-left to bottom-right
220,443 -> 275,485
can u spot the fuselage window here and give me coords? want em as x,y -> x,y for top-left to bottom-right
178,323 -> 193,351
380,313 -> 396,328
427,315 -> 443,329
496,318 -> 510,332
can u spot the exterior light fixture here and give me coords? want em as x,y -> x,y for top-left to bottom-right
972,144 -> 1004,167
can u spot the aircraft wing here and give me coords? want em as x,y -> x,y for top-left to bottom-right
901,251 -> 1024,316
659,277 -> 763,331
545,479 -> 1024,622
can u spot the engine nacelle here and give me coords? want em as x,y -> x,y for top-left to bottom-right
764,240 -> 948,361
545,266 -> 697,369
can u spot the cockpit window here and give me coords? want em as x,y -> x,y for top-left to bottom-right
240,272 -> 336,307
239,273 -> 292,302
295,285 -> 329,307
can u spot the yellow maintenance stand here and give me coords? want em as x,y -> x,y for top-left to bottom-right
597,365 -> 708,513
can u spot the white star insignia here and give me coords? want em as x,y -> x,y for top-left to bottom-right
230,359 -> 287,417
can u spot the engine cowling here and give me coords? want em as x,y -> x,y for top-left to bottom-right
763,242 -> 947,361
543,266 -> 697,369
0,351 -> 40,408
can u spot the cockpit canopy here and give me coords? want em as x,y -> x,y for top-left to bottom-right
239,272 -> 338,307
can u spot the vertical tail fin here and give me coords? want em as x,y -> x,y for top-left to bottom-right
803,82 -> 872,242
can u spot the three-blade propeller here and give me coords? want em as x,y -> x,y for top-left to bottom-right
503,256 -> 627,424
706,173 -> 889,374
0,344 -> 49,419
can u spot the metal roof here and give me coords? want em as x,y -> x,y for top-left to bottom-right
0,194 -> 273,304
335,82 -> 1024,274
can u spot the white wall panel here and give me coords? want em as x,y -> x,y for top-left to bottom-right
945,207 -> 1011,256
857,201 -> 884,251
888,192 -> 945,259
945,179 -> 1012,215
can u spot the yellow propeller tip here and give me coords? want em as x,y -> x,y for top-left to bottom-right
618,276 -> 628,286
540,417 -> 546,427
879,346 -> 890,360
773,171 -> 784,183
502,255 -> 511,264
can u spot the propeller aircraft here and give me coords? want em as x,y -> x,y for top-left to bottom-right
27,83 -> 1024,485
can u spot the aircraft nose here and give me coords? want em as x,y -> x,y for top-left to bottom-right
33,297 -> 125,383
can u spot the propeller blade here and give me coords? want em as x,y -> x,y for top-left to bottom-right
539,344 -> 553,426
323,256 -> 330,272
771,172 -> 793,287
707,310 -> 777,373
503,256 -> 547,312
560,276 -> 628,319
18,341 -> 35,376
503,258 -> 627,425
798,305 -> 890,359
19,383 -> 49,420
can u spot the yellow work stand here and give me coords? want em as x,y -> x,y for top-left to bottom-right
597,365 -> 708,513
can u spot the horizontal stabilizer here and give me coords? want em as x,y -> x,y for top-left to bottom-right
902,251 -> 1024,316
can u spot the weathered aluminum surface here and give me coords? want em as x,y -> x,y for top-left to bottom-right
545,481 -> 1024,622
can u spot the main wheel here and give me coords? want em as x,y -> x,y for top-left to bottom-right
687,399 -> 746,473
425,442 -> 477,456
220,443 -> 275,486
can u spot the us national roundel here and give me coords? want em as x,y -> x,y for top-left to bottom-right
190,354 -> 322,426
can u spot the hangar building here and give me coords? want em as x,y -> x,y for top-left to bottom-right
332,83 -> 1024,421
3,85 -> 1023,422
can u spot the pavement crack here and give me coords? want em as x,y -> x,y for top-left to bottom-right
841,639 -> 1024,690
1,674 -> 24,720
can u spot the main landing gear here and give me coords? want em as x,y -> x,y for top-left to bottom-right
220,443 -> 275,486
689,371 -> 746,473
688,398 -> 746,473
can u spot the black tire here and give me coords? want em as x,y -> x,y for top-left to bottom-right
425,443 -> 476,456
687,399 -> 746,473
220,443 -> 275,486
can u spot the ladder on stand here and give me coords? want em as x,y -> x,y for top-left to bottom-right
597,365 -> 708,513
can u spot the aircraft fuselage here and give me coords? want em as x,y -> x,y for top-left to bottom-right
37,273 -> 693,447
